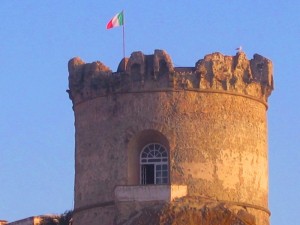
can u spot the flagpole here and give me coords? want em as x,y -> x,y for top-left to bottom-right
123,25 -> 125,68
122,10 -> 126,70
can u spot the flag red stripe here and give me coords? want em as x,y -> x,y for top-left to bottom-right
106,20 -> 113,29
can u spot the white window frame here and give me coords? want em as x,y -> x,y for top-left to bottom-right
140,143 -> 169,185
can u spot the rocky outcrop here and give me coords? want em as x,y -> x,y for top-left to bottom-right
67,50 -> 273,105
117,197 -> 256,225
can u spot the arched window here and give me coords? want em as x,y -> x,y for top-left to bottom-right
140,143 -> 168,185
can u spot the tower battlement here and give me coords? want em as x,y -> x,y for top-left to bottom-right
68,49 -> 273,105
68,49 -> 274,225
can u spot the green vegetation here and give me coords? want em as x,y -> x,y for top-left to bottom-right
40,210 -> 73,225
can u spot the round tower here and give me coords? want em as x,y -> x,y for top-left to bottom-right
67,50 -> 273,225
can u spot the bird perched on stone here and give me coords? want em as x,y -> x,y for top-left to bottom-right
236,46 -> 243,52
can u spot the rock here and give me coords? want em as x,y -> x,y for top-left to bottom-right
119,197 -> 256,225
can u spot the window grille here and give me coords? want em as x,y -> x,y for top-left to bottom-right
140,143 -> 168,185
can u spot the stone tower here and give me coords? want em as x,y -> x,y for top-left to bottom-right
67,50 -> 273,225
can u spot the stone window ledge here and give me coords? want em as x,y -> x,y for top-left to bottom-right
114,185 -> 187,202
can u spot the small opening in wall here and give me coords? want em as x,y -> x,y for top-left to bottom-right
131,63 -> 141,81
141,164 -> 154,184
159,60 -> 168,76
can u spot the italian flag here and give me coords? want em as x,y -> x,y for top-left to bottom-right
106,11 -> 124,29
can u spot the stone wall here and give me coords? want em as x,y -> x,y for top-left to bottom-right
68,50 -> 273,225
68,50 -> 273,105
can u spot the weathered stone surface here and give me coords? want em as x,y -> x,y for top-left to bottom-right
195,51 -> 273,100
68,50 -> 273,225
67,50 -> 273,105
117,197 -> 256,225
67,57 -> 112,102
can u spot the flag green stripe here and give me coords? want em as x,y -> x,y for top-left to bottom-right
117,12 -> 124,26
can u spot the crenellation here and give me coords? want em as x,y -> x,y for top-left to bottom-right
67,50 -> 273,105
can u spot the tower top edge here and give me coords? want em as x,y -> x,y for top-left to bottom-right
67,49 -> 274,105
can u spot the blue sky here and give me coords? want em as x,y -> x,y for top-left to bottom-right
0,1 -> 299,224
